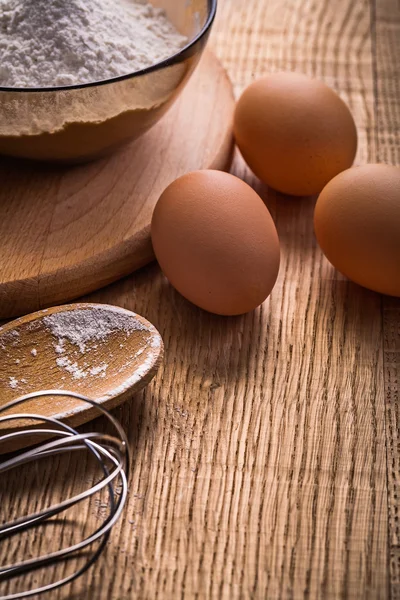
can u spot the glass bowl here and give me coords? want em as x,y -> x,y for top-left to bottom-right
0,0 -> 217,163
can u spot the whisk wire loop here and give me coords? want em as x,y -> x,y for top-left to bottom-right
0,390 -> 130,600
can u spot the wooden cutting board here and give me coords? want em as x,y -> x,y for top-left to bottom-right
0,51 -> 235,319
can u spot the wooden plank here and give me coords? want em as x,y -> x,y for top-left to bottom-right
384,299 -> 400,600
0,0 -> 395,598
372,0 -> 400,597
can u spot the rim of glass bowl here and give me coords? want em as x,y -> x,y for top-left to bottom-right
0,0 -> 217,93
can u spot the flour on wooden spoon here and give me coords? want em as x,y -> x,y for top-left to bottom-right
42,308 -> 150,380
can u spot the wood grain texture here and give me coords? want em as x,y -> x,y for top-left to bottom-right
0,51 -> 234,320
373,0 -> 400,596
1,0 -> 399,598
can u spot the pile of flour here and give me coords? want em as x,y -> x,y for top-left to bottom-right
0,0 -> 187,87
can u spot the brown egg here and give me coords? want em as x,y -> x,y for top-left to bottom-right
314,164 -> 400,296
151,170 -> 281,315
234,72 -> 358,196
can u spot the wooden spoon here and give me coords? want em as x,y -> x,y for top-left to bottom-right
0,303 -> 163,450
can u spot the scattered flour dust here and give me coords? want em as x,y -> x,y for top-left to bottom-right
9,376 -> 18,389
0,329 -> 20,350
8,376 -> 26,388
42,307 -> 153,383
55,356 -> 108,380
2,307 -> 161,392
0,0 -> 188,88
43,308 -> 147,353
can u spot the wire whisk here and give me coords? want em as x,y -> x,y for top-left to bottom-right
0,390 -> 130,600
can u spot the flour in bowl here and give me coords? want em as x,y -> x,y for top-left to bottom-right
0,0 -> 187,87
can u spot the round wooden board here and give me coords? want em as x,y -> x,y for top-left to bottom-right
0,51 -> 235,319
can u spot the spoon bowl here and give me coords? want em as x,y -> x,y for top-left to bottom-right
0,303 -> 163,450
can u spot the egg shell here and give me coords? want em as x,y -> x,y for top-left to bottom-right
234,72 -> 358,196
151,170 -> 281,316
314,164 -> 400,297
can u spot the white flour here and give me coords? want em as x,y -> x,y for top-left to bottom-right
0,0 -> 187,87
1,307 -> 161,391
55,356 -> 108,380
43,308 -> 153,381
43,308 -> 147,354
9,376 -> 18,389
0,329 -> 19,350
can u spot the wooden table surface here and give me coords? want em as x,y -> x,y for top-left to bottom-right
1,0 -> 400,598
